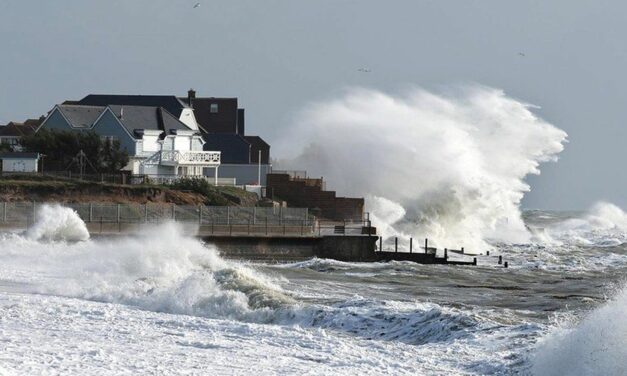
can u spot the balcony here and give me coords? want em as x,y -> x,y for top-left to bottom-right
159,150 -> 221,166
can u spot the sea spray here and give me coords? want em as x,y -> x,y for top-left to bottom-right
529,202 -> 627,247
532,285 -> 627,376
3,214 -> 292,321
26,204 -> 90,241
276,86 -> 568,253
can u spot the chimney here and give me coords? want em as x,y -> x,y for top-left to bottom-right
188,89 -> 196,108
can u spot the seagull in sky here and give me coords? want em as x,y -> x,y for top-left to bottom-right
193,2 -> 201,8
518,52 -> 526,57
357,68 -> 372,73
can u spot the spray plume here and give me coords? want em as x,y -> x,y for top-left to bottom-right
276,86 -> 568,253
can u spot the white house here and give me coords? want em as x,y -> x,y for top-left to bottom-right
0,152 -> 40,172
38,104 -> 221,183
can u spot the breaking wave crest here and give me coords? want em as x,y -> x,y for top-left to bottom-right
26,204 -> 90,242
276,86 -> 568,254
0,205 -> 491,346
532,285 -> 627,376
529,202 -> 627,247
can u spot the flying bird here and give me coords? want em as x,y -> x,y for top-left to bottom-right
357,68 -> 372,73
518,52 -> 526,57
193,2 -> 201,8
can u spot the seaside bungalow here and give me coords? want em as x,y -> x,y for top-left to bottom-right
37,104 -> 221,183
0,119 -> 40,151
0,152 -> 40,173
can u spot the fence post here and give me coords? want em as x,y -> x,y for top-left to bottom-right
172,203 -> 176,221
227,206 -> 230,225
144,204 -> 148,223
117,204 -> 121,223
32,201 -> 36,225
3,202 -> 6,222
198,205 -> 202,225
253,207 -> 256,225
265,216 -> 268,235
89,203 -> 93,222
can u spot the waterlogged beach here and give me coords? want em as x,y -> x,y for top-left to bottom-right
0,205 -> 626,375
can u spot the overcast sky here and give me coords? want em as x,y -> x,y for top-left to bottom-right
0,1 -> 625,210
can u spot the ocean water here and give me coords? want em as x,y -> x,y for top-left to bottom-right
0,204 -> 626,375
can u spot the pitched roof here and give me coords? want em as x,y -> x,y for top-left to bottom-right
243,135 -> 270,148
52,105 -> 194,139
107,105 -> 191,138
57,105 -> 106,128
76,95 -> 190,118
0,152 -> 39,159
0,121 -> 38,137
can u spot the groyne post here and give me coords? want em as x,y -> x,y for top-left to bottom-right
424,238 -> 428,254
379,236 -> 382,252
486,250 -> 490,256
410,237 -> 413,253
504,261 -> 509,268
461,247 -> 464,254
395,237 -> 398,253
498,255 -> 503,265
444,248 -> 448,260
473,257 -> 477,266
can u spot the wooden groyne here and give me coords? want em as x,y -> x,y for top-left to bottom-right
375,236 -> 478,266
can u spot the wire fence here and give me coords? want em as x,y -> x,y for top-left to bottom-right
0,202 -> 313,226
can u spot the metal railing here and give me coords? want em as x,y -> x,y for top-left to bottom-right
0,202 -> 316,237
160,150 -> 221,165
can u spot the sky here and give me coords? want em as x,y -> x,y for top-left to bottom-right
0,0 -> 625,210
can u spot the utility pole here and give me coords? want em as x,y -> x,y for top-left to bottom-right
257,150 -> 261,185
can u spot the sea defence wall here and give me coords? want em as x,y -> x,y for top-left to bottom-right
202,235 -> 378,262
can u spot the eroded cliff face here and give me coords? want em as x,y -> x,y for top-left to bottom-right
0,178 -> 258,206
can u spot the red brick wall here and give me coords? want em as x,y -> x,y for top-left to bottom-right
267,174 -> 364,221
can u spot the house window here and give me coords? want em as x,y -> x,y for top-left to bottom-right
210,103 -> 219,113
100,136 -> 119,144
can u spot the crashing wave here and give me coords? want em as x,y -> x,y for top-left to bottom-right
275,86 -> 567,254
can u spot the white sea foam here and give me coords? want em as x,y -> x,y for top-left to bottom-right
2,218 -> 291,322
276,86 -> 567,254
25,203 -> 90,241
532,202 -> 627,247
532,286 -> 627,376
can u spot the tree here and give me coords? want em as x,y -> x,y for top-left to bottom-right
101,138 -> 129,172
20,129 -> 129,173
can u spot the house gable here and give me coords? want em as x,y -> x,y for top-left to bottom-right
91,110 -> 138,155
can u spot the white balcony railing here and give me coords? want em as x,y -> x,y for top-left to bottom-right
159,151 -> 221,166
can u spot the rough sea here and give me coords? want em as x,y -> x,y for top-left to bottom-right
0,204 -> 626,375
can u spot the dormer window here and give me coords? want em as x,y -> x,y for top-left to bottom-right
210,103 -> 218,113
